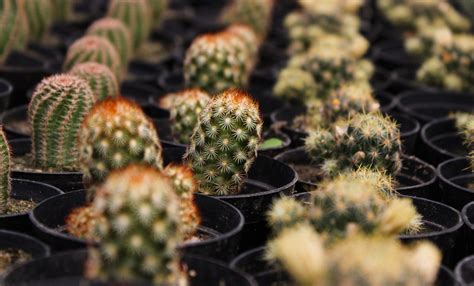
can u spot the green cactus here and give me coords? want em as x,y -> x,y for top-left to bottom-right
86,17 -> 133,67
184,89 -> 263,195
23,0 -> 52,42
78,97 -> 163,200
0,127 -> 11,214
107,0 -> 152,51
50,0 -> 72,22
69,62 -> 120,101
28,74 -> 95,171
273,67 -> 317,104
64,35 -> 123,81
0,0 -> 28,63
305,112 -> 402,177
267,196 -> 307,234
85,165 -> 185,284
148,0 -> 168,27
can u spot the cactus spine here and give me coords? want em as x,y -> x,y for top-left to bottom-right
0,127 -> 11,214
86,17 -> 133,68
85,165 -> 184,284
69,62 -> 120,101
185,89 -> 263,195
0,0 -> 28,63
28,74 -> 95,171
23,0 -> 52,41
64,35 -> 123,81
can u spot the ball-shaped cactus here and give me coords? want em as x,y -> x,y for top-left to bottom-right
451,112 -> 474,149
23,0 -> 52,42
29,74 -> 95,171
78,97 -> 163,200
66,205 -> 101,240
184,89 -> 263,195
107,0 -> 152,50
86,17 -> 133,67
85,165 -> 184,284
273,67 -> 318,104
0,0 -> 29,63
64,35 -> 123,81
69,62 -> 120,101
0,128 -> 11,214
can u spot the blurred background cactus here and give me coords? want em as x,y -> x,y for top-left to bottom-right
50,0 -> 72,22
273,68 -> 317,104
0,0 -> 28,63
23,0 -> 52,42
66,205 -> 100,241
69,62 -> 119,101
0,128 -> 11,214
148,0 -> 168,28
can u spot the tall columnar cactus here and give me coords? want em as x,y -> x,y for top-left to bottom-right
0,128 -> 11,214
0,0 -> 28,63
161,89 -> 210,144
50,0 -> 72,22
184,32 -> 249,94
23,0 -> 52,42
148,0 -> 168,27
273,67 -> 317,104
69,62 -> 120,101
305,112 -> 402,177
78,97 -> 163,200
29,74 -> 95,171
86,17 -> 133,67
185,89 -> 263,195
107,0 -> 152,51
85,165 -> 184,284
64,35 -> 123,81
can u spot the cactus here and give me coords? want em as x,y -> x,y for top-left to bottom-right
0,127 -> 11,214
305,112 -> 402,177
85,165 -> 185,284
86,17 -> 133,67
23,0 -> 52,42
78,97 -> 163,200
50,0 -> 72,22
28,74 -> 95,171
405,26 -> 453,59
451,112 -> 474,152
148,0 -> 168,27
69,62 -> 119,101
66,205 -> 101,240
184,32 -> 249,94
184,89 -> 263,195
64,35 -> 123,81
107,0 -> 152,51
0,0 -> 28,63
267,196 -> 307,234
226,24 -> 259,73
273,67 -> 317,104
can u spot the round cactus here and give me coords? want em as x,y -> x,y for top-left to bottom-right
78,97 -> 163,200
184,89 -> 263,195
66,205 -> 101,240
148,0 -> 168,27
0,127 -> 11,214
226,24 -> 259,73
23,0 -> 52,41
107,0 -> 152,51
64,35 -> 123,81
273,67 -> 318,104
86,17 -> 133,68
29,74 -> 95,171
85,165 -> 184,284
267,196 -> 307,235
69,62 -> 120,101
0,0 -> 29,63
452,112 -> 474,148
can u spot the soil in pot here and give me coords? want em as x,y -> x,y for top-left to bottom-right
0,78 -> 13,115
438,157 -> 474,210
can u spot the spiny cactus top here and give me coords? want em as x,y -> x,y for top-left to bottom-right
23,0 -> 52,42
267,196 -> 307,235
29,74 -> 95,171
0,127 -> 11,214
69,62 -> 120,101
273,67 -> 317,104
78,97 -> 163,200
64,35 -> 123,81
107,0 -> 152,50
185,89 -> 263,195
305,112 -> 402,177
0,0 -> 28,63
86,17 -> 133,67
85,165 -> 185,284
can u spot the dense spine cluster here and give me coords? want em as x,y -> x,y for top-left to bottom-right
66,205 -> 101,240
0,0 -> 28,63
69,62 -> 120,101
23,0 -> 52,41
0,128 -> 11,214
28,74 -> 95,171
267,196 -> 307,234
185,89 -> 263,195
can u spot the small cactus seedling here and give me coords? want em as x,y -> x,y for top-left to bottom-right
148,0 -> 168,27
85,165 -> 185,284
161,89 -> 211,144
29,74 -> 95,171
63,35 -> 123,81
184,89 -> 263,195
23,0 -> 52,42
273,67 -> 318,104
305,112 -> 402,177
267,196 -> 307,234
0,0 -> 28,63
78,97 -> 163,200
107,0 -> 152,50
50,0 -> 72,22
86,17 -> 133,67
69,62 -> 120,101
0,127 -> 11,214
66,205 -> 101,240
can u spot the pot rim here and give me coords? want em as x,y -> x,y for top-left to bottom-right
454,255 -> 474,285
437,157 -> 474,195
462,201 -> 474,230
421,117 -> 461,159
0,78 -> 13,98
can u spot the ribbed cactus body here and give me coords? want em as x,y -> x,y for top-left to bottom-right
0,0 -> 28,63
50,0 -> 72,21
185,89 -> 263,195
70,62 -> 119,101
28,74 -> 95,171
148,0 -> 168,27
87,17 -> 133,68
273,67 -> 317,104
24,0 -> 52,41
0,128 -> 11,214
107,0 -> 152,50
78,97 -> 163,200
64,35 -> 123,81
86,165 -> 184,284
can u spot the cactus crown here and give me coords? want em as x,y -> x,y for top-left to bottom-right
0,127 -> 11,214
24,0 -> 52,42
78,97 -> 163,200
69,62 -> 120,101
29,74 -> 95,171
185,89 -> 263,195
85,165 -> 185,284
0,0 -> 28,63
267,196 -> 307,234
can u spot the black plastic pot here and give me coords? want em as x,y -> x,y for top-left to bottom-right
141,104 -> 169,121
3,249 -> 257,286
438,157 -> 474,210
455,255 -> 474,285
372,40 -> 421,72
31,190 -> 245,261
397,91 -> 474,124
420,117 -> 467,166
0,179 -> 62,234
370,66 -> 392,91
462,202 -> 474,255
121,81 -> 161,106
127,60 -> 166,85
10,139 -> 83,192
0,78 -> 13,115
157,70 -> 185,94
253,93 -> 286,128
382,73 -> 436,96
377,90 -> 397,113
0,105 -> 29,140
270,106 -> 306,147
388,112 -> 420,155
